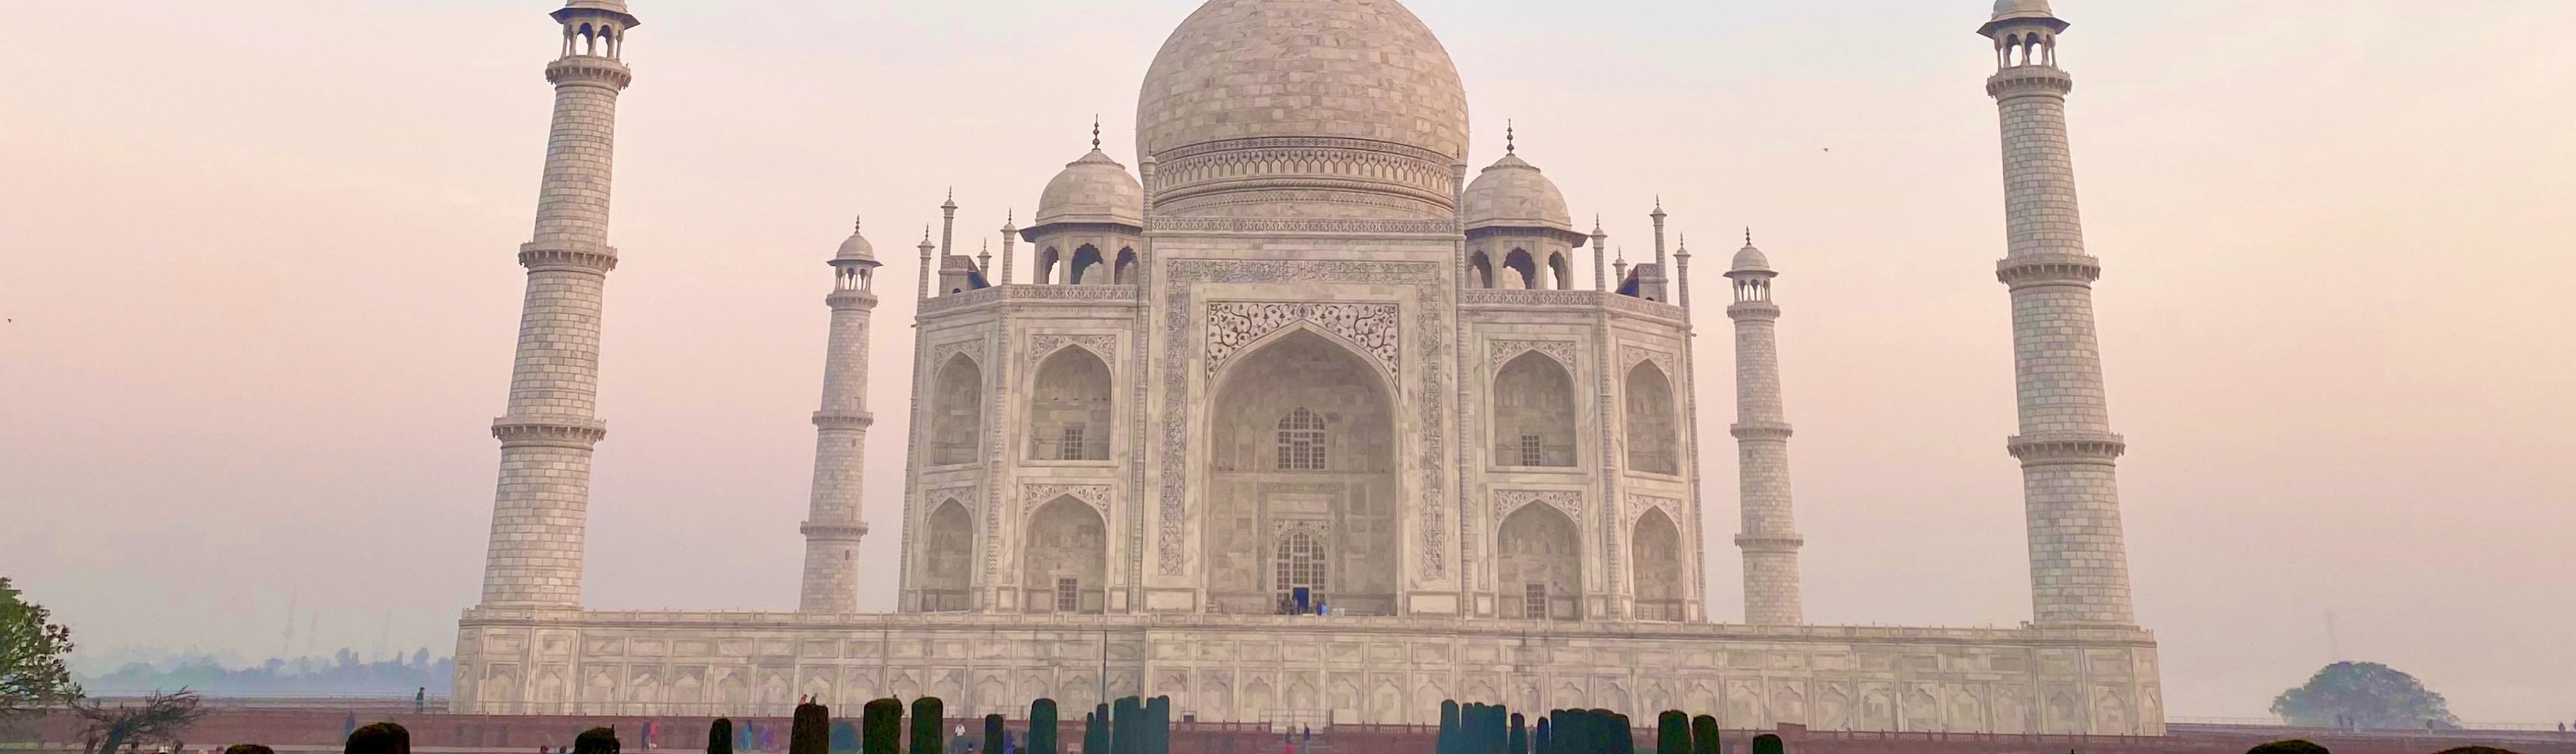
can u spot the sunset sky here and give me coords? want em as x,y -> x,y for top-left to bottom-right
4,0 -> 2572,722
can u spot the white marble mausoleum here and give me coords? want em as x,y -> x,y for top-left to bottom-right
454,0 -> 2165,735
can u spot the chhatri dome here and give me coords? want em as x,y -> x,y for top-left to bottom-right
1460,126 -> 1577,238
1032,124 -> 1145,231
832,216 -> 877,264
1137,0 -> 1472,220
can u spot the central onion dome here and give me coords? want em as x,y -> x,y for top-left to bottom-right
1137,0 -> 1471,221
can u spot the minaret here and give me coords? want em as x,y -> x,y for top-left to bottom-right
798,217 -> 881,613
1726,231 -> 1804,625
998,213 -> 1017,285
1650,198 -> 1668,269
1981,0 -> 2137,626
1675,233 -> 1694,310
476,0 -> 639,609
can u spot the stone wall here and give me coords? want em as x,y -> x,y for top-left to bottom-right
453,609 -> 2162,735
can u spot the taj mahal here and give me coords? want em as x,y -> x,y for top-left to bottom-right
454,0 -> 2164,736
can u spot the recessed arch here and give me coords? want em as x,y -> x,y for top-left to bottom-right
931,353 -> 983,466
1496,503 -> 1581,620
1468,250 -> 1495,288
1037,246 -> 1062,285
1492,351 -> 1577,467
1021,496 -> 1106,613
918,498 -> 974,612
1028,346 -> 1113,461
1069,244 -> 1105,285
1502,248 -> 1539,290
1547,251 -> 1571,290
1624,361 -> 1678,474
1204,328 -> 1399,616
1113,247 -> 1138,285
1631,507 -> 1686,621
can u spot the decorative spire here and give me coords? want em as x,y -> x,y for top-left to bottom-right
1677,232 -> 1690,256
1001,209 -> 1016,232
1505,119 -> 1516,155
1092,116 -> 1102,151
1591,214 -> 1605,237
853,215 -> 863,232
941,187 -> 956,210
1651,195 -> 1666,218
1746,226 -> 1754,246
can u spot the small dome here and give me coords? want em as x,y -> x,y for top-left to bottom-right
1461,153 -> 1573,235
1981,0 -> 2064,35
1032,149 -> 1145,231
1729,241 -> 1772,275
833,219 -> 879,266
553,0 -> 638,25
1993,0 -> 2052,16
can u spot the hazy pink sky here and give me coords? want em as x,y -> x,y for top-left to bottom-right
4,0 -> 2572,723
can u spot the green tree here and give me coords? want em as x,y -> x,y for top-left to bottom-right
1,577 -> 81,718
2269,662 -> 2457,729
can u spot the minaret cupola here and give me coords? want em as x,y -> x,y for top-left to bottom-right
1979,0 -> 2067,69
832,217 -> 882,293
1726,229 -> 1777,305
553,0 -> 639,60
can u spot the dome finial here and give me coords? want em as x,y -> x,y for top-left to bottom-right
1092,116 -> 1102,151
854,214 -> 863,232
1506,119 -> 1516,155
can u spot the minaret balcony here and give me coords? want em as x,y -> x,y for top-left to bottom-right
1986,65 -> 2074,98
1726,300 -> 1781,320
812,411 -> 874,430
798,520 -> 868,540
2005,431 -> 2126,464
519,242 -> 619,273
1996,253 -> 2102,287
492,415 -> 608,448
1729,422 -> 1793,441
546,56 -> 633,89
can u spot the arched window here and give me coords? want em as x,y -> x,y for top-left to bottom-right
1632,508 -> 1686,621
1069,244 -> 1104,285
1030,346 -> 1113,461
1502,249 -> 1539,290
1547,251 -> 1572,290
1274,528 -> 1326,606
1275,407 -> 1326,471
1022,496 -> 1106,614
1493,351 -> 1577,467
1467,251 -> 1495,289
918,499 -> 973,612
1113,248 -> 1137,285
1037,247 -> 1061,285
1624,362 -> 1678,474
1497,505 -> 1581,620
931,354 -> 982,466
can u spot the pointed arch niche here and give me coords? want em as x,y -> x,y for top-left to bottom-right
1020,496 -> 1106,613
1631,507 -> 1686,621
1492,351 -> 1577,467
1623,361 -> 1678,474
1204,328 -> 1399,616
1495,503 -> 1581,620
918,498 -> 974,612
1029,346 -> 1113,461
930,352 -> 984,466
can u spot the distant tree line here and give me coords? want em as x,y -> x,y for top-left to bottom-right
84,648 -> 453,697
